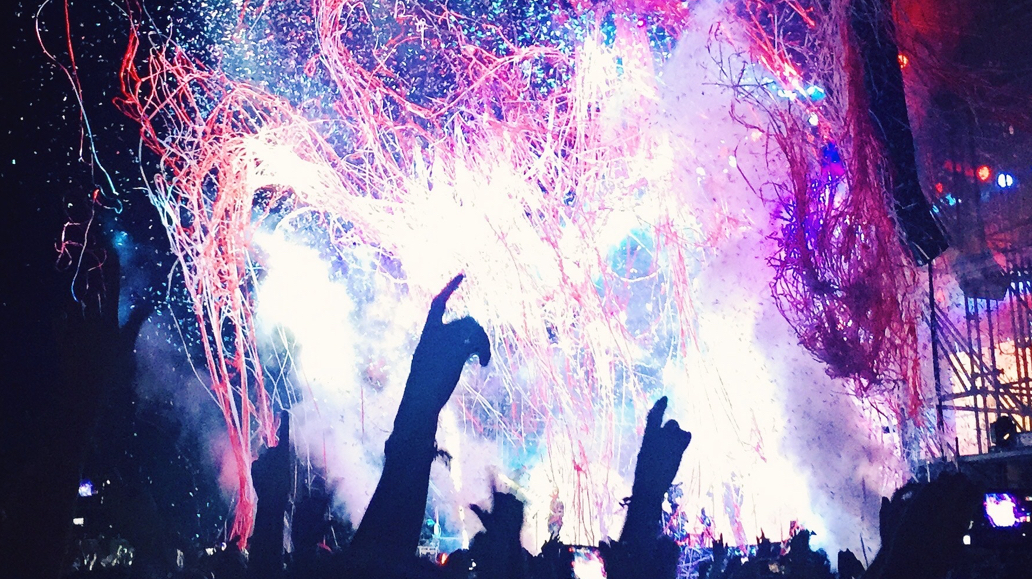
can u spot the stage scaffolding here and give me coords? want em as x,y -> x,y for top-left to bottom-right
932,251 -> 1032,456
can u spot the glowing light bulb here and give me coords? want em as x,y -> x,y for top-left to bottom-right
977,165 -> 992,182
997,173 -> 1014,188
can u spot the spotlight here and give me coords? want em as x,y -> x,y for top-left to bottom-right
991,416 -> 1018,449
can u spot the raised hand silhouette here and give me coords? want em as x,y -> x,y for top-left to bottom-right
604,397 -> 691,579
394,274 -> 491,433
348,275 -> 491,575
251,413 -> 291,506
837,549 -> 866,579
631,397 -> 692,502
468,492 -> 529,579
621,396 -> 691,552
249,412 -> 291,579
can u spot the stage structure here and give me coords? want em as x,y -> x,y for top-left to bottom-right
932,251 -> 1032,455
925,103 -> 1032,457
923,78 -> 1032,458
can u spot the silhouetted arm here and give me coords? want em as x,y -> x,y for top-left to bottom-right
620,397 -> 691,548
249,413 -> 291,579
349,275 -> 490,563
602,397 -> 690,579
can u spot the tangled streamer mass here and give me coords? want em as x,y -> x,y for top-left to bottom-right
57,0 -> 932,553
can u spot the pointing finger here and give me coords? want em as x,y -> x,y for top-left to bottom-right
646,396 -> 668,433
428,274 -> 465,323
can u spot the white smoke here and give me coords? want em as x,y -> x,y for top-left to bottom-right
234,0 -> 905,557
653,1 -> 904,555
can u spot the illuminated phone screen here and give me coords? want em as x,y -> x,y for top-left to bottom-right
984,492 -> 1032,528
570,546 -> 606,579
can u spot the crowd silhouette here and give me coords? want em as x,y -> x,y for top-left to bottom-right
28,276 -> 1032,579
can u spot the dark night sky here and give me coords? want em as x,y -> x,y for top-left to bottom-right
0,4 -> 227,570
2,0 -> 148,483
2,2 -> 101,479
